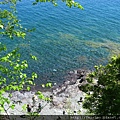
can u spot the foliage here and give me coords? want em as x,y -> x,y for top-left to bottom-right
33,0 -> 84,9
0,2 -> 26,39
81,55 -> 120,115
0,0 -> 37,115
0,46 -> 37,114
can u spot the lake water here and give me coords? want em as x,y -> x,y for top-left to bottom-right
1,0 -> 120,84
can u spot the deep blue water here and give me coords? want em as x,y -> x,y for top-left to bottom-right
1,0 -> 120,84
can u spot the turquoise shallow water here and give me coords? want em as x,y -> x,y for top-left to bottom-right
1,0 -> 120,84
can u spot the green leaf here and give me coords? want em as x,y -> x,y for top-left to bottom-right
32,72 -> 38,80
0,90 -> 5,94
54,3 -> 57,6
30,54 -> 37,60
10,104 -> 15,110
89,72 -> 95,77
49,83 -> 52,87
12,86 -> 18,90
38,94 -> 45,100
94,65 -> 99,70
86,77 -> 93,83
111,56 -> 117,61
28,80 -> 33,85
36,91 -> 42,95
5,86 -> 10,91
27,86 -> 30,91
20,74 -> 23,78
45,97 -> 50,101
45,83 -> 52,87
9,93 -> 12,98
6,99 -> 10,104
24,64 -> 28,68
0,81 -> 3,85
0,106 -> 4,112
22,104 -> 27,111
21,32 -> 26,39
45,83 -> 49,87
0,24 -> 3,29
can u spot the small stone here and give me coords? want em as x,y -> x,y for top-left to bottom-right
54,83 -> 57,86
37,103 -> 42,112
74,70 -> 78,74
77,97 -> 83,104
74,111 -> 76,113
69,71 -> 74,74
63,111 -> 65,115
79,78 -> 84,83
53,69 -> 57,72
27,104 -> 31,113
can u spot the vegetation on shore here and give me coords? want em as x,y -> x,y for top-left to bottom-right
81,55 -> 120,115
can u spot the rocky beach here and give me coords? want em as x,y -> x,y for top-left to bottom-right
2,69 -> 90,115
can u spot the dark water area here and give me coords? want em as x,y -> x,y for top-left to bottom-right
0,0 -> 120,84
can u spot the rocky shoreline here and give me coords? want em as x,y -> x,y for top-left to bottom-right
2,69 -> 90,115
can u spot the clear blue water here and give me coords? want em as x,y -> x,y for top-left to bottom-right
1,0 -> 120,84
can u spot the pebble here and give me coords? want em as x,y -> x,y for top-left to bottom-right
53,69 -> 57,72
